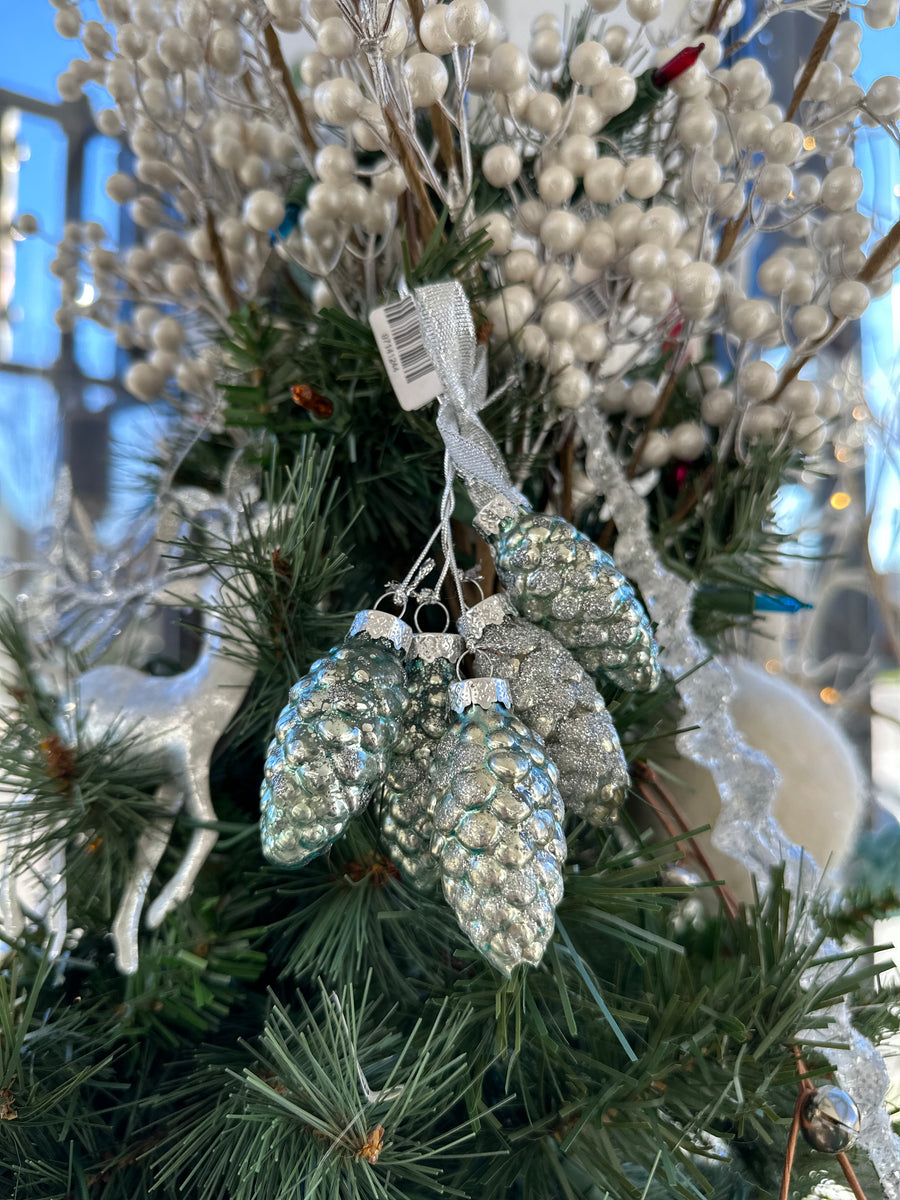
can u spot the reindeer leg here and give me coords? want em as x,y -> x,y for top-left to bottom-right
145,757 -> 218,929
111,782 -> 181,974
0,825 -> 25,955
1,810 -> 69,961
40,839 -> 69,962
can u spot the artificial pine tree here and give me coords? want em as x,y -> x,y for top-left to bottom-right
2,0 -> 900,1197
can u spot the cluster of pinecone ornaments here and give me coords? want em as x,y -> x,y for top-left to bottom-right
260,493 -> 660,974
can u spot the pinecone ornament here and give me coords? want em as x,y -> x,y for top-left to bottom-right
430,677 -> 567,975
380,632 -> 463,892
473,495 -> 661,693
260,610 -> 412,868
460,594 -> 629,824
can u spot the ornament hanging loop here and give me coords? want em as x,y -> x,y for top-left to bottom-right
455,647 -> 477,682
413,600 -> 451,634
451,649 -> 512,710
460,572 -> 485,605
374,589 -> 408,618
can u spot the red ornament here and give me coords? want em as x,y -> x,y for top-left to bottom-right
651,43 -> 705,88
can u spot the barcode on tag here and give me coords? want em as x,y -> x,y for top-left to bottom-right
369,296 -> 443,411
577,284 -> 607,322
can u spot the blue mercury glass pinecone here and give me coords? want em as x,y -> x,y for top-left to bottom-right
260,635 -> 408,868
467,597 -> 630,824
380,644 -> 459,892
430,702 -> 567,974
486,511 -> 661,693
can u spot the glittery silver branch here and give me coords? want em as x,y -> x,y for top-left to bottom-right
578,406 -> 900,1199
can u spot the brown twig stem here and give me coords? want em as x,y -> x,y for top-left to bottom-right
634,777 -> 683,842
632,760 -> 741,919
769,319 -> 837,403
702,0 -> 729,35
669,463 -> 715,526
241,70 -> 259,105
836,1155 -> 869,1200
785,1049 -> 869,1200
205,209 -> 239,313
598,517 -> 616,551
859,217 -> 900,283
263,23 -> 317,155
778,1088 -> 807,1200
786,11 -> 841,121
384,109 -> 439,253
406,0 -> 458,173
716,13 -> 843,250
447,521 -> 496,620
627,366 -> 683,479
716,198 -> 750,266
769,215 -> 900,404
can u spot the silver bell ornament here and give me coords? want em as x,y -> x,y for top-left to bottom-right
260,609 -> 412,868
430,675 -> 567,975
800,1085 -> 862,1154
472,494 -> 661,694
380,629 -> 464,892
460,593 -> 629,825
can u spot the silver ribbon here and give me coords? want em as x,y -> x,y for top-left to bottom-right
412,282 -> 526,509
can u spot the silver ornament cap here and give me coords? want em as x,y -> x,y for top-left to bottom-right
472,493 -> 521,538
457,593 -> 514,642
449,677 -> 511,712
349,609 -> 414,654
800,1085 -> 861,1154
411,632 -> 465,664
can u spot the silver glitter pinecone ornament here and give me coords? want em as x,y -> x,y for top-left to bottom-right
430,677 -> 567,975
473,494 -> 661,693
800,1086 -> 861,1154
380,632 -> 463,892
460,593 -> 629,824
260,610 -> 412,868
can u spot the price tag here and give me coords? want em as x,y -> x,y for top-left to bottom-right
577,283 -> 607,322
370,295 -> 444,411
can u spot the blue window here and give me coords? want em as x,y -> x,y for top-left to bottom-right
1,4 -> 158,540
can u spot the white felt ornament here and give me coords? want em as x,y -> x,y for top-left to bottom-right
652,659 -> 865,903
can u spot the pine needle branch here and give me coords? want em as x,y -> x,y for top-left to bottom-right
153,979 -> 493,1200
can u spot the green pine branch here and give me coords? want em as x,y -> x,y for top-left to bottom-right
0,614 -> 172,931
154,979 -> 493,1200
175,439 -> 355,744
0,955 -> 120,1200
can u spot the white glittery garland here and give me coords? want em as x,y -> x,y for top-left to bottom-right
579,408 -> 900,1197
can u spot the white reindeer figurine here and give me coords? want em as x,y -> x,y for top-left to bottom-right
0,791 -> 68,963
76,569 -> 258,974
